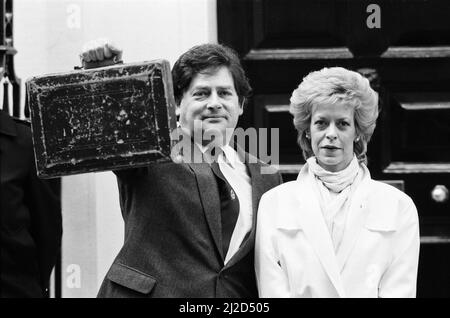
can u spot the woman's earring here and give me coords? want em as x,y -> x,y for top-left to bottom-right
305,133 -> 310,139
355,137 -> 360,142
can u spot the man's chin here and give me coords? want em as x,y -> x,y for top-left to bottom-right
190,122 -> 235,146
201,122 -> 225,134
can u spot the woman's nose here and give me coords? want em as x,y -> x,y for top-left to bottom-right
325,124 -> 338,140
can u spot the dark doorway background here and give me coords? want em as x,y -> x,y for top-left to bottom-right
218,0 -> 450,297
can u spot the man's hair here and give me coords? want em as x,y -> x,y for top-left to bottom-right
172,43 -> 251,106
289,67 -> 379,165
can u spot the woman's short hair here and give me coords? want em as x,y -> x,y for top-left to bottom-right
172,43 -> 252,106
289,67 -> 379,165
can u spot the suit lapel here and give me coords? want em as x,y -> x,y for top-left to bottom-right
178,139 -> 224,261
188,162 -> 224,261
226,160 -> 265,268
295,171 -> 346,297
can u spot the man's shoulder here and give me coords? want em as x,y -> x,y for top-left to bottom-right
239,149 -> 270,166
239,150 -> 282,186
257,161 -> 281,178
113,160 -> 193,181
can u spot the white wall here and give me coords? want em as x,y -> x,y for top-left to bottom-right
15,0 -> 217,297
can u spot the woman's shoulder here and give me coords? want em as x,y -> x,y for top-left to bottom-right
368,179 -> 414,205
366,179 -> 418,227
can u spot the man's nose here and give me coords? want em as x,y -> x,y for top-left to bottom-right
206,92 -> 222,110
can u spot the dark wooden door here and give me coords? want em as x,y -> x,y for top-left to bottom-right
218,0 -> 450,297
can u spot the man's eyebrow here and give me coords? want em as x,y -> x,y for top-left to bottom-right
191,85 -> 234,90
191,86 -> 210,90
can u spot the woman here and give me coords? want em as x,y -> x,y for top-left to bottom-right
255,67 -> 420,298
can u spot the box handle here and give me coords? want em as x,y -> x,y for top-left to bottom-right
74,55 -> 123,70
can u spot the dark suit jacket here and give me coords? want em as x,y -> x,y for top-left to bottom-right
97,141 -> 282,298
0,111 -> 62,298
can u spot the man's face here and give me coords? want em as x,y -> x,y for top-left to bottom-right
177,66 -> 243,147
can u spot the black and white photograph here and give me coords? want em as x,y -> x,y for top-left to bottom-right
1,0 -> 449,305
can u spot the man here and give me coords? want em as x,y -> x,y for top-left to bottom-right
0,110 -> 62,297
81,40 -> 282,297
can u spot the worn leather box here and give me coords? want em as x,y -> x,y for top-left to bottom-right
26,60 -> 177,178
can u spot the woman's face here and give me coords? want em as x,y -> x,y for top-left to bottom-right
310,102 -> 357,172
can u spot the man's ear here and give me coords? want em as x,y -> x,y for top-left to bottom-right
175,98 -> 181,118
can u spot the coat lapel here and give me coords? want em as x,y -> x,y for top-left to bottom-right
336,166 -> 372,273
295,169 -> 346,297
